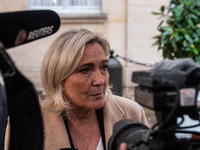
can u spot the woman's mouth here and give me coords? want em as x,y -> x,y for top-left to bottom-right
90,92 -> 104,98
91,92 -> 102,96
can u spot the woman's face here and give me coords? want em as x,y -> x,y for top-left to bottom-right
62,42 -> 109,110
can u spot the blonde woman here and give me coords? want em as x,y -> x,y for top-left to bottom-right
40,28 -> 148,150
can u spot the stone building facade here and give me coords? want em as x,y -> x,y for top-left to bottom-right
0,0 -> 167,93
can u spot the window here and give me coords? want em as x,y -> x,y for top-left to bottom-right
29,0 -> 102,14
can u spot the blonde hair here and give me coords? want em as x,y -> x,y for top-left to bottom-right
40,28 -> 111,115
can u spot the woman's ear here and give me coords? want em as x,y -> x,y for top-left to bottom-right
61,80 -> 66,91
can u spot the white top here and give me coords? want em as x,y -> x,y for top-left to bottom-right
96,137 -> 104,150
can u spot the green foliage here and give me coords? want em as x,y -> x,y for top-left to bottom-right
152,0 -> 200,63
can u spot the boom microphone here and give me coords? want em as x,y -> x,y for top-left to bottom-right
0,10 -> 60,49
154,58 -> 200,85
153,58 -> 200,71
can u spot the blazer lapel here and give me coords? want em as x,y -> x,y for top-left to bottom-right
103,95 -> 125,149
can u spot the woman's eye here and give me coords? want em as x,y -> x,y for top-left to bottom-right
102,65 -> 108,71
79,68 -> 89,74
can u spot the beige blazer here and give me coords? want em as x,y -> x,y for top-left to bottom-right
42,94 -> 149,150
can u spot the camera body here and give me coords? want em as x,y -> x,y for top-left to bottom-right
108,65 -> 200,150
132,68 -> 200,121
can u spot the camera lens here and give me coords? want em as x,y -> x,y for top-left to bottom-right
108,119 -> 150,150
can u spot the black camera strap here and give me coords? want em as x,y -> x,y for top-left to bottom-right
62,108 -> 106,150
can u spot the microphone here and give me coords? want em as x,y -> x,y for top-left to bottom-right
153,58 -> 200,71
154,58 -> 200,86
0,10 -> 60,149
0,10 -> 60,49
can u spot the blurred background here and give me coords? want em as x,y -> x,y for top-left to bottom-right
0,0 -> 167,91
0,0 -> 170,125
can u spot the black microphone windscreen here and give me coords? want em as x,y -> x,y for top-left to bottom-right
0,10 -> 60,49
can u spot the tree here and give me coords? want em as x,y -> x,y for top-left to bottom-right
152,0 -> 200,63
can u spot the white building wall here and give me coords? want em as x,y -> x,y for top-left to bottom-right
124,0 -> 167,87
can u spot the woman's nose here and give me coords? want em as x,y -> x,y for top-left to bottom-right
92,70 -> 104,86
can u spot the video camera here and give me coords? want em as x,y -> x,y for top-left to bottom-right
108,59 -> 200,150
